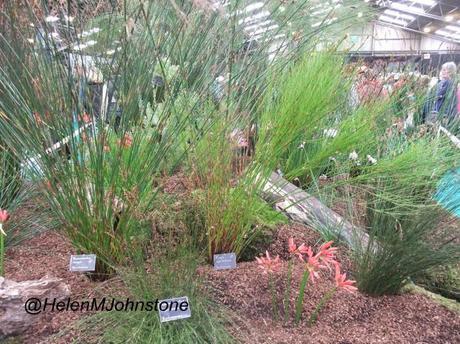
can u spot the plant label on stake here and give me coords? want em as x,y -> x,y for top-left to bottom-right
69,254 -> 97,272
158,296 -> 191,323
213,253 -> 237,270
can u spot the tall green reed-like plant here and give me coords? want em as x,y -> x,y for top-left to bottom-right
251,50 -> 398,187
191,51 -> 380,261
191,117 -> 285,261
0,0 -> 370,272
0,1 -> 238,272
343,137 -> 460,295
180,1 -> 370,261
353,202 -> 460,296
248,53 -> 388,186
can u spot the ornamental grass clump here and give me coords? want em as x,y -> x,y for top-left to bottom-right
57,238 -> 235,344
0,0 -> 371,275
353,202 -> 460,296
256,238 -> 356,325
191,118 -> 286,261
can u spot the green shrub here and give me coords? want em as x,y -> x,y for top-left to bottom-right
54,242 -> 235,344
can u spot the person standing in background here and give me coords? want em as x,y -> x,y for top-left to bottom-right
423,62 -> 458,125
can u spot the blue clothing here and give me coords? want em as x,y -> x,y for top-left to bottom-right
434,79 -> 453,112
423,79 -> 458,122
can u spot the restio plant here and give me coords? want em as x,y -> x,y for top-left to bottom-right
341,136 -> 460,296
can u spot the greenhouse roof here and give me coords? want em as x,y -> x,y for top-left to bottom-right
374,0 -> 460,44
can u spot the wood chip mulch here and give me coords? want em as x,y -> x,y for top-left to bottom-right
201,223 -> 460,344
4,223 -> 460,344
5,231 -> 125,344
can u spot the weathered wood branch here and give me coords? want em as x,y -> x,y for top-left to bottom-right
0,276 -> 70,338
262,172 -> 370,249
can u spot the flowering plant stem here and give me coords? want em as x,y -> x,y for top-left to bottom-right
283,259 -> 293,323
268,272 -> 280,321
0,224 -> 4,276
294,269 -> 310,324
308,287 -> 337,327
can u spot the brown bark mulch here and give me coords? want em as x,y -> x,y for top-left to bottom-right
5,231 -> 124,344
202,223 -> 460,344
4,223 -> 460,343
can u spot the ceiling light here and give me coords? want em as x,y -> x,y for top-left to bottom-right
384,9 -> 416,21
409,0 -> 436,6
445,15 -> 454,22
391,3 -> 425,15
227,3 -> 264,18
435,29 -> 460,39
379,15 -> 410,26
311,17 -> 337,28
445,25 -> 460,32
423,26 -> 432,33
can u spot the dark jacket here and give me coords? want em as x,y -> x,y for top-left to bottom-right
423,78 -> 458,122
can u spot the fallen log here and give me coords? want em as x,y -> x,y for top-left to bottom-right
262,171 -> 370,248
0,276 -> 70,338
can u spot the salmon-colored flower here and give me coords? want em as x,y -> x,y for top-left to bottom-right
334,262 -> 357,293
118,133 -> 133,148
33,112 -> 43,125
81,112 -> 91,124
256,251 -> 281,274
316,241 -> 338,268
288,238 -> 309,258
103,145 -> 110,152
0,209 -> 9,223
300,246 -> 325,284
0,209 -> 10,236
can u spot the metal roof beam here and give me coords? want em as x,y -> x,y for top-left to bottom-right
375,20 -> 460,45
381,5 -> 453,23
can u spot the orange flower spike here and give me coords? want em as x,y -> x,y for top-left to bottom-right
81,112 -> 91,124
334,262 -> 357,293
33,112 -> 43,125
299,246 -> 324,284
0,209 -> 9,224
0,209 -> 10,236
256,251 -> 282,274
288,238 -> 296,254
288,237 -> 309,259
316,241 -> 338,268
118,133 -> 133,148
